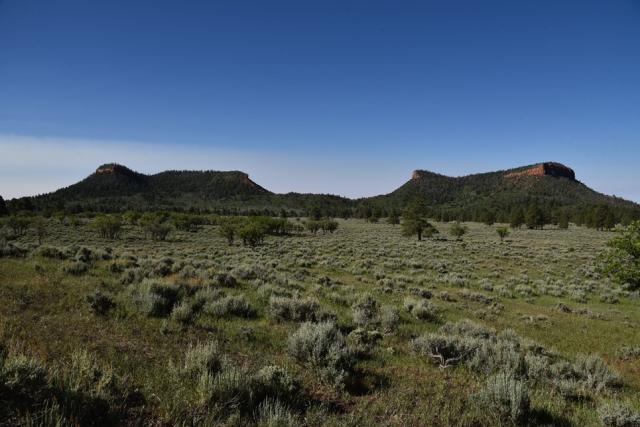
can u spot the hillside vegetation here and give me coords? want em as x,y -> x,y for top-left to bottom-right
5,163 -> 640,226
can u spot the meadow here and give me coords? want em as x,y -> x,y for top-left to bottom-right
0,218 -> 639,426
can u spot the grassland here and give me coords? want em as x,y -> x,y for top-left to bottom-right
0,219 -> 639,426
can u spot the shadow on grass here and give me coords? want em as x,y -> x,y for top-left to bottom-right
528,408 -> 573,427
345,368 -> 391,396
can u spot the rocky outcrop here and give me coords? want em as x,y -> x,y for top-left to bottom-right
95,163 -> 134,175
504,162 -> 575,180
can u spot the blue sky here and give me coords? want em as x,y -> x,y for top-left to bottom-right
1,0 -> 639,200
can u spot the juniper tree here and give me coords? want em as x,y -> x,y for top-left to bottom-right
450,222 -> 468,241
401,197 -> 437,241
219,222 -> 236,245
510,208 -> 525,229
496,226 -> 509,242
92,215 -> 123,239
525,204 -> 545,230
387,209 -> 400,225
599,220 -> 640,290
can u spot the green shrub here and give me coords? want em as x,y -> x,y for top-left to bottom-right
256,398 -> 297,427
5,215 -> 31,237
141,215 -> 172,241
598,402 -> 640,427
599,221 -> 640,290
1,354 -> 49,404
131,279 -> 182,317
171,301 -> 195,324
63,260 -> 90,276
253,365 -> 301,406
475,372 -> 530,424
269,297 -> 334,322
92,215 -> 122,239
214,273 -> 237,287
616,346 -> 640,360
0,241 -> 27,258
86,290 -> 116,315
177,341 -> 226,379
37,245 -> 70,260
404,297 -> 439,321
347,328 -> 382,358
440,319 -> 496,340
573,354 -> 622,392
204,295 -> 256,318
380,305 -> 401,333
412,332 -> 479,367
351,294 -> 380,328
196,366 -> 254,412
287,322 -> 353,387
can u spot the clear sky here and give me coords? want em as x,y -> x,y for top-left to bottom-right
1,1 -> 639,201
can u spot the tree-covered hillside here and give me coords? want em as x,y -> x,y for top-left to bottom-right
0,195 -> 7,216
6,162 -> 640,227
362,163 -> 640,226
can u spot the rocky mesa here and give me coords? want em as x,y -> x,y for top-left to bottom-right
504,162 -> 575,180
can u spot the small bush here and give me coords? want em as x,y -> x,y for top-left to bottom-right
0,240 -> 27,258
86,291 -> 115,315
214,273 -> 237,287
351,294 -> 380,328
347,328 -> 382,358
253,365 -> 301,406
92,215 -> 123,239
380,305 -> 401,333
178,341 -> 226,379
404,297 -> 439,321
37,245 -> 69,260
440,319 -> 496,340
412,332 -> 479,367
205,295 -> 256,318
287,322 -> 353,387
2,354 -> 49,404
256,398 -> 297,427
131,279 -> 182,317
269,297 -> 334,322
196,366 -> 254,412
573,354 -> 622,392
598,402 -> 640,427
616,346 -> 640,360
63,260 -> 90,276
171,301 -> 195,324
475,372 -> 530,424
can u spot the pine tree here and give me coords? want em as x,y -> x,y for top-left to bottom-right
401,197 -> 437,241
450,222 -> 468,241
525,204 -> 545,230
558,211 -> 569,230
510,208 -> 525,229
387,209 -> 400,225
482,209 -> 496,226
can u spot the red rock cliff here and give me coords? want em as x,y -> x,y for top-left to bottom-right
504,162 -> 575,180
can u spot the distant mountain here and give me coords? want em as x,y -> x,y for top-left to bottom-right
364,162 -> 639,221
5,161 -> 640,223
8,163 -> 271,213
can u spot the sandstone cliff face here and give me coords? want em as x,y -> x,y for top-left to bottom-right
95,163 -> 134,175
504,162 -> 575,180
411,170 -> 425,181
96,164 -> 117,174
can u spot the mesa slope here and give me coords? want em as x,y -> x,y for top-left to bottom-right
5,162 -> 640,222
